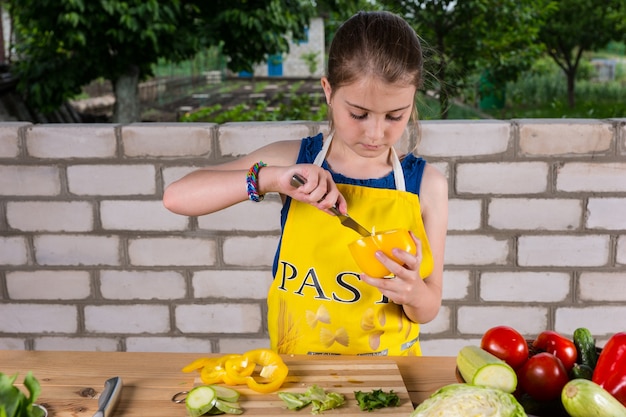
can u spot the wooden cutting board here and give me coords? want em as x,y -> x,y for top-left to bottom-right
192,357 -> 416,416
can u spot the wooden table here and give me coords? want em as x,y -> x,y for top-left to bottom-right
0,350 -> 457,416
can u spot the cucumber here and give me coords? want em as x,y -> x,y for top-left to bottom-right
456,345 -> 517,393
570,363 -> 593,380
185,386 -> 217,417
573,327 -> 598,368
561,379 -> 626,417
213,399 -> 243,415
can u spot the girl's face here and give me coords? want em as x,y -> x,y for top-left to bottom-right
321,75 -> 415,160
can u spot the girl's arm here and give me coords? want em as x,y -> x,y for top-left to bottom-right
402,163 -> 448,323
163,140 -> 347,217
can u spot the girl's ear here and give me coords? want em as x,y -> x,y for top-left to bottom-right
320,77 -> 332,105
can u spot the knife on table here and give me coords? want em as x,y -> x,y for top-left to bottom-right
92,376 -> 123,417
290,173 -> 371,237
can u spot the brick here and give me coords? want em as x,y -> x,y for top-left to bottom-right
0,165 -> 61,196
100,200 -> 188,231
35,234 -> 120,266
223,236 -> 280,267
175,303 -> 263,333
519,119 -> 613,156
578,272 -> 626,302
35,337 -> 119,351
444,235 -> 510,266
67,164 -> 155,195
481,272 -> 570,302
420,306 -> 451,334
420,120 -> 510,157
618,236 -> 626,265
122,123 -> 213,157
555,306 -> 626,336
557,162 -> 626,192
128,237 -> 216,266
447,199 -> 482,231
457,306 -> 547,336
7,201 -> 93,232
488,198 -> 581,230
0,237 -> 28,265
0,123 -> 29,158
192,270 -> 273,299
518,235 -> 609,267
587,198 -> 626,230
0,338 -> 26,350
26,124 -> 116,158
219,122 -> 311,157
126,337 -> 213,353
85,305 -> 170,333
219,338 -> 271,353
457,162 -> 548,194
421,338 -> 482,357
6,271 -> 91,300
100,270 -> 186,300
197,200 -> 282,232
442,270 -> 471,300
0,304 -> 77,333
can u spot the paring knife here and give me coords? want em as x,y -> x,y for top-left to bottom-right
92,376 -> 123,417
290,173 -> 371,237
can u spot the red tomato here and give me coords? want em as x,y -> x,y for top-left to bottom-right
481,326 -> 529,369
518,352 -> 569,401
532,330 -> 577,371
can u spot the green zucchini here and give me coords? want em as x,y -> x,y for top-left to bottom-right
456,345 -> 517,393
186,386 -> 217,417
573,327 -> 598,368
561,379 -> 626,417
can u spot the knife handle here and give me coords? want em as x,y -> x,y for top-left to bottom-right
93,376 -> 123,417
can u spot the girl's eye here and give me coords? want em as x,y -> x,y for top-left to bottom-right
387,114 -> 403,121
350,113 -> 367,120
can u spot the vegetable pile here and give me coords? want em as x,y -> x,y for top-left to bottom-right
0,372 -> 44,417
185,385 -> 243,416
277,385 -> 345,414
181,348 -> 288,394
455,326 -> 626,417
354,389 -> 400,411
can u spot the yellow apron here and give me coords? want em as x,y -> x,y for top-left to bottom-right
268,137 -> 433,356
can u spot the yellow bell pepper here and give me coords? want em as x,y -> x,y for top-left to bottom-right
181,349 -> 288,393
239,348 -> 289,393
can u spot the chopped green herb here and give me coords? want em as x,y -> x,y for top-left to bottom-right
354,389 -> 400,411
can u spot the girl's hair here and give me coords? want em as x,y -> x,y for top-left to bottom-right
326,11 -> 424,147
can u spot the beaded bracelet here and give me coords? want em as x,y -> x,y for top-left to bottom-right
246,161 -> 267,202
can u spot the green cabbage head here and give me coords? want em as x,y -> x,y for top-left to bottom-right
411,383 -> 527,417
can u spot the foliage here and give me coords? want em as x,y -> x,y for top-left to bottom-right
537,0 -> 626,108
301,52 -> 320,76
378,0 -> 553,119
482,58 -> 626,119
6,0 -> 315,120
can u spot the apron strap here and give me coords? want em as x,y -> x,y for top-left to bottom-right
313,133 -> 406,192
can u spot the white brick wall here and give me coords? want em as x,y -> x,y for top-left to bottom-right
1,119 -> 625,355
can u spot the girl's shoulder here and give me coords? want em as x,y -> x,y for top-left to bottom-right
296,133 -> 324,164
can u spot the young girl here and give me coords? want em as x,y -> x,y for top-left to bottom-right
163,11 -> 448,356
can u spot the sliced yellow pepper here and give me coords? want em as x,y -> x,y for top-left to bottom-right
239,348 -> 289,393
181,349 -> 288,393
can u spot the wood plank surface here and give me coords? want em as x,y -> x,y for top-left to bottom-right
0,350 -> 458,417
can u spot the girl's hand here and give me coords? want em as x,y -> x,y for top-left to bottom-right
360,232 -> 426,309
286,165 -> 347,214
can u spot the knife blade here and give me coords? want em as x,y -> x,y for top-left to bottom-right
92,376 -> 123,417
290,174 -> 371,237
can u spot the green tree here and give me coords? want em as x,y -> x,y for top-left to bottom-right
7,0 -> 315,123
537,0 -> 626,108
379,0 -> 552,118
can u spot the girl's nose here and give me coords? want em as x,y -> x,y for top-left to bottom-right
365,118 -> 385,141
